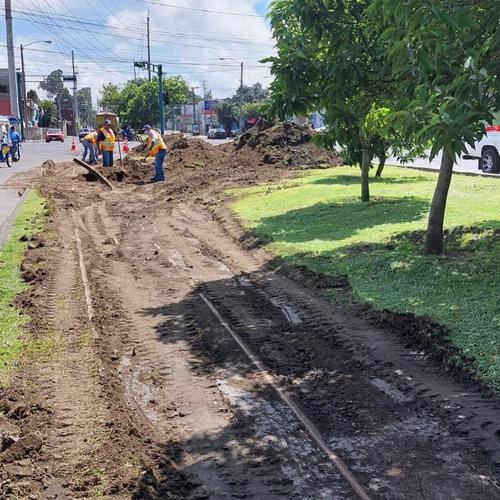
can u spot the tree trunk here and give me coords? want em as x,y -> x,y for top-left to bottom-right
424,149 -> 454,255
360,135 -> 370,202
375,153 -> 386,177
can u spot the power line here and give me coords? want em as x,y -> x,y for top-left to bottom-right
10,12 -> 270,55
4,43 -> 270,69
133,0 -> 263,18
1,7 -> 274,47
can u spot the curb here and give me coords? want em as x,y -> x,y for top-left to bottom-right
0,187 -> 31,249
390,163 -> 500,179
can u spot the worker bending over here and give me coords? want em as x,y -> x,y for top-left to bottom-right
82,130 -> 98,165
143,124 -> 167,182
97,120 -> 116,167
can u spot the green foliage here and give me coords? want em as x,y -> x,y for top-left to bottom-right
368,0 -> 500,159
0,190 -> 47,386
216,102 -> 237,133
77,87 -> 96,127
99,76 -> 191,128
39,99 -> 57,127
231,83 -> 269,105
39,69 -> 64,99
266,0 -> 399,199
241,101 -> 269,122
233,167 -> 500,392
27,89 -> 39,103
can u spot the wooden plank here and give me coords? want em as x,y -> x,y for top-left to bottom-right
73,158 -> 114,190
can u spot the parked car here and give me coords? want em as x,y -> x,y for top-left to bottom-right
45,128 -> 65,143
463,127 -> 500,173
214,128 -> 227,139
78,127 -> 91,141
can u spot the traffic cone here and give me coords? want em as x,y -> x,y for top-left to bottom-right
123,137 -> 130,153
70,137 -> 77,152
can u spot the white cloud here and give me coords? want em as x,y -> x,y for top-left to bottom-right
2,0 -> 275,107
106,0 -> 275,97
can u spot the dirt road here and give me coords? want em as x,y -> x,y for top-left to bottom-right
1,161 -> 500,499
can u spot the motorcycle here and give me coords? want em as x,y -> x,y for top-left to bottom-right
1,140 -> 21,168
1,141 -> 12,168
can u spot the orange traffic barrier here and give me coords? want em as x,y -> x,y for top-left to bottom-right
70,137 -> 77,152
123,137 -> 130,153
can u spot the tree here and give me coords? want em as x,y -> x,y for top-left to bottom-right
39,70 -> 64,99
266,0 -> 394,202
100,83 -> 123,113
99,76 -> 190,128
216,102 -> 237,134
370,0 -> 500,254
77,87 -> 96,127
231,83 -> 269,105
242,101 -> 268,123
27,89 -> 39,103
39,99 -> 57,127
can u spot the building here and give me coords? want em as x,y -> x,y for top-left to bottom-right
0,69 -> 12,115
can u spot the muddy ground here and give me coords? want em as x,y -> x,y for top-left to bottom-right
1,138 -> 500,499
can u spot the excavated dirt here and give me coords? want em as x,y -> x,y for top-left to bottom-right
66,123 -> 341,191
1,149 -> 500,498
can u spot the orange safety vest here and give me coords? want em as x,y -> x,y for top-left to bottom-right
84,131 -> 97,145
147,130 -> 167,157
99,127 -> 115,152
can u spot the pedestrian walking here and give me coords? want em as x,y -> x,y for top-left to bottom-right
142,124 -> 167,182
97,120 -> 116,167
82,130 -> 98,164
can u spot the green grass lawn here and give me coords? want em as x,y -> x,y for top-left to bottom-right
0,189 -> 47,386
232,166 -> 500,392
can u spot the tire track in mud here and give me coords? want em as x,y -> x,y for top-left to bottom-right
96,198 -> 346,499
14,167 -> 500,499
155,202 -> 500,499
99,197 -> 498,498
1,214 -> 111,498
177,203 -> 500,462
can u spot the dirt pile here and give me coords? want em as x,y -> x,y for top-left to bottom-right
230,122 -> 341,169
108,125 -> 340,191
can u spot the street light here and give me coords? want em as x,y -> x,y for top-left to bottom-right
219,57 -> 244,132
20,40 -> 52,139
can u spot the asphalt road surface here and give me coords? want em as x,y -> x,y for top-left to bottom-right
388,151 -> 483,175
0,140 -> 80,247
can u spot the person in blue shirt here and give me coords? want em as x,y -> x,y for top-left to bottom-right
9,126 -> 21,144
9,126 -> 21,161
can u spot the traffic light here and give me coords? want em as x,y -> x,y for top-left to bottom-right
163,92 -> 170,105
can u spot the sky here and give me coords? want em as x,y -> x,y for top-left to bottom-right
0,0 -> 275,105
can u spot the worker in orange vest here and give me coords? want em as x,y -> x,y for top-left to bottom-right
97,120 -> 116,167
142,124 -> 167,182
82,130 -> 98,165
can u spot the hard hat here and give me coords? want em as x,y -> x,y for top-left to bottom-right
142,124 -> 152,131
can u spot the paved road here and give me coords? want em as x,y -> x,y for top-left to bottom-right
388,151 -> 483,175
0,140 -> 79,247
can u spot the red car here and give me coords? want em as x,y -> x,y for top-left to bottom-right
45,128 -> 65,143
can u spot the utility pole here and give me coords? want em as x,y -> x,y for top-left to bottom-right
72,50 -> 78,133
158,64 -> 164,135
147,11 -> 151,81
191,87 -> 197,133
5,0 -> 19,117
202,80 -> 206,135
20,45 -> 26,138
239,61 -> 244,132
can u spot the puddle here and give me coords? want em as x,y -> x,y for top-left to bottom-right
121,356 -> 159,422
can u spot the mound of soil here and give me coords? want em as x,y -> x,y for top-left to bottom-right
109,125 -> 340,191
231,122 -> 341,169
